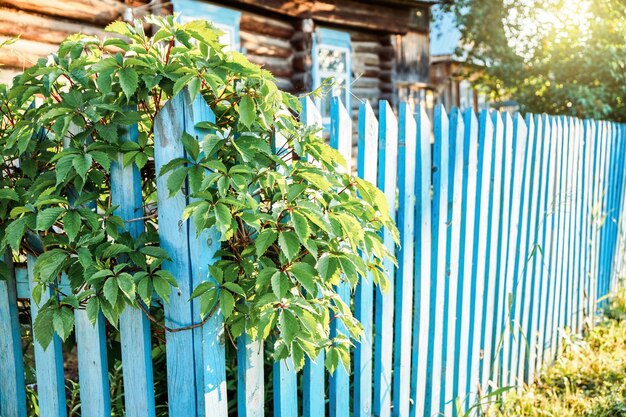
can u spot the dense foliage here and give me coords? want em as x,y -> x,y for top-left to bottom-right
0,16 -> 396,372
439,0 -> 626,122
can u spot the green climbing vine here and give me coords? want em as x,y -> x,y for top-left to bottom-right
0,15 -> 397,373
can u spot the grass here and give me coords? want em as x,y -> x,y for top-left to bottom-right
492,289 -> 626,417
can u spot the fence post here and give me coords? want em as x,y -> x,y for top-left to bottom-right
111,118 -> 156,417
442,108 -> 464,416
491,113 -> 514,387
423,104 -> 450,417
452,109 -> 478,412
466,110 -> 494,399
27,254 -> 66,417
479,111 -> 505,389
535,116 -> 556,373
355,101 -> 379,417
301,96 -> 324,417
410,105 -> 433,417
393,102 -> 417,417
373,100 -> 398,417
154,89 -> 227,417
329,96 -> 352,417
0,252 -> 26,417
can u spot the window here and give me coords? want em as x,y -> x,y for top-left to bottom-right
459,79 -> 474,110
312,28 -> 352,122
173,1 -> 241,51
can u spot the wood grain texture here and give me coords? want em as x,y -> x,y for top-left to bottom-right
355,101 -> 378,417
301,96 -> 324,417
410,106 -> 432,417
0,252 -> 26,417
27,255 -> 66,417
392,102 -> 416,417
329,97 -> 352,417
373,101 -> 398,417
112,119 -> 156,417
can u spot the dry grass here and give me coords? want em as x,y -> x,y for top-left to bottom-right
493,290 -> 626,417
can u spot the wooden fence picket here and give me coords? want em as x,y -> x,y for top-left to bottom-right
373,100 -> 398,417
479,111 -> 505,389
442,108 -> 464,416
27,254 -> 66,417
393,102 -> 417,417
452,109 -> 478,412
111,118 -> 157,417
355,100 -> 379,417
301,96 -> 324,417
0,253 -> 26,417
425,104 -> 450,417
329,96 -> 352,417
491,112 -> 514,387
467,110 -> 494,399
410,106 -> 433,417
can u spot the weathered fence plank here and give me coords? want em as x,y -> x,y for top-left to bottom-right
479,111 -> 505,389
392,102 -> 417,417
373,100 -> 398,417
301,96 -> 325,417
0,253 -> 27,417
467,110 -> 494,399
442,108 -> 464,416
329,96 -> 352,417
355,100 -> 379,417
111,118 -> 156,417
425,104 -> 449,417
452,109 -> 478,413
410,105 -> 432,417
27,255 -> 66,417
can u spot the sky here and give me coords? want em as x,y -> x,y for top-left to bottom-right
430,6 -> 461,56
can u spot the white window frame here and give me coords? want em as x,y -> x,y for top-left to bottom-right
312,28 -> 352,124
173,0 -> 241,52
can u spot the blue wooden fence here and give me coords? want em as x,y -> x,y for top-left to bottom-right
1,90 -> 626,417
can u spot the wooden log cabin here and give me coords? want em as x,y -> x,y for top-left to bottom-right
0,0 -> 436,119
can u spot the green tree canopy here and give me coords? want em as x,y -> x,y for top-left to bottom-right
439,0 -> 626,121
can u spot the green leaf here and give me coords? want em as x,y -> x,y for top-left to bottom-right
153,275 -> 171,304
73,153 -> 93,180
271,271 -> 289,298
167,167 -> 188,197
103,277 -> 119,306
36,207 -> 65,231
290,262 -> 317,294
278,231 -> 300,262
34,249 -> 68,282
316,254 -> 338,280
220,290 -> 235,318
33,306 -> 54,349
181,132 -> 200,161
64,210 -> 81,241
279,309 -> 299,345
117,273 -> 135,299
85,297 -> 100,325
102,243 -> 132,258
238,95 -> 256,128
140,246 -> 170,259
0,188 -> 19,201
214,203 -> 232,237
119,67 -> 139,100
291,211 -> 310,242
52,307 -> 74,341
255,229 -> 277,257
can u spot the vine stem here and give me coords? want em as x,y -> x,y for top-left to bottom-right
136,295 -> 219,333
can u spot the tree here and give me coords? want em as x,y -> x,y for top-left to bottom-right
439,0 -> 626,122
